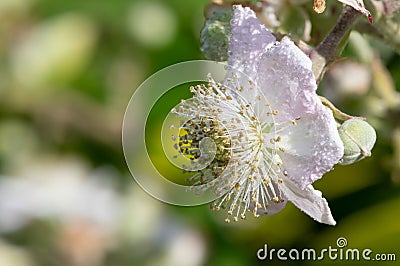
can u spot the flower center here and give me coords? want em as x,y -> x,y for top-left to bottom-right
171,78 -> 288,222
177,117 -> 232,175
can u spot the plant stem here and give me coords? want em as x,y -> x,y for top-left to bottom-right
319,96 -> 366,121
316,5 -> 360,62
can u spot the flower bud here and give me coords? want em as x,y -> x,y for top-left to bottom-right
200,10 -> 232,62
338,119 -> 376,165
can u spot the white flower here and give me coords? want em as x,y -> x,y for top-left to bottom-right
173,5 -> 344,225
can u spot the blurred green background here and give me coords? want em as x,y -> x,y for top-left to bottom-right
0,0 -> 399,265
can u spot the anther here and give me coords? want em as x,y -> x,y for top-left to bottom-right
235,183 -> 240,190
253,209 -> 259,217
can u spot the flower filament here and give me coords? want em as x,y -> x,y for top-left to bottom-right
172,78 -> 290,222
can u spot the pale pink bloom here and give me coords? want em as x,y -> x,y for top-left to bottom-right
174,6 -> 344,225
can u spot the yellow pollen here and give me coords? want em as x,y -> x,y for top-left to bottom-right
235,182 -> 240,190
253,210 -> 260,217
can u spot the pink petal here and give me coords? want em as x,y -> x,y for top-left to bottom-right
279,178 -> 336,225
278,109 -> 344,188
257,37 -> 318,123
257,37 -> 343,188
338,0 -> 372,23
228,5 -> 276,81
